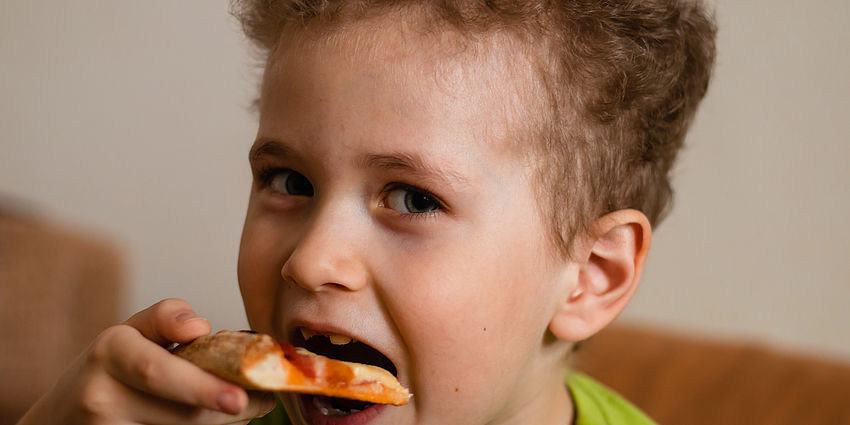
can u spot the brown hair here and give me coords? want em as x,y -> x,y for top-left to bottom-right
231,0 -> 716,257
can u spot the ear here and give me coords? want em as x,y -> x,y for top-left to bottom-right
548,209 -> 652,342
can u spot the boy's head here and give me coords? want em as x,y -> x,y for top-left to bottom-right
235,0 -> 716,257
233,1 -> 715,424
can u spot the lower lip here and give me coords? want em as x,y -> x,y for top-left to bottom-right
298,395 -> 386,425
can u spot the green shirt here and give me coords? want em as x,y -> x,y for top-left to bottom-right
250,373 -> 658,425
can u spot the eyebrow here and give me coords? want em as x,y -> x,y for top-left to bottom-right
248,139 -> 298,164
361,152 -> 469,187
249,140 -> 468,187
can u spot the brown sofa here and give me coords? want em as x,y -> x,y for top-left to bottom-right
0,207 -> 124,424
576,324 -> 850,425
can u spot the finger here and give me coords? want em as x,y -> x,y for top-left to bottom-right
130,390 -> 276,425
110,381 -> 276,425
99,324 -> 247,414
125,298 -> 211,346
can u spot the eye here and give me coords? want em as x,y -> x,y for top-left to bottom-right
269,169 -> 314,196
384,186 -> 441,214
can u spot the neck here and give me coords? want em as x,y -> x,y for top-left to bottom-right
490,368 -> 574,425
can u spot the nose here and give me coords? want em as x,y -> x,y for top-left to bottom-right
280,204 -> 370,293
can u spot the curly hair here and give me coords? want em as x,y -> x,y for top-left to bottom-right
231,0 -> 716,257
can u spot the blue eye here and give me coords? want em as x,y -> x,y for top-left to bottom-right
385,186 -> 441,214
269,170 -> 313,196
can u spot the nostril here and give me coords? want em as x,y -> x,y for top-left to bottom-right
323,281 -> 354,292
280,262 -> 295,284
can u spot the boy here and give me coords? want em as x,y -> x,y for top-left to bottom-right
18,1 -> 715,424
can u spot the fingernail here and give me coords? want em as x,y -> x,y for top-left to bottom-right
217,391 -> 242,414
175,311 -> 197,323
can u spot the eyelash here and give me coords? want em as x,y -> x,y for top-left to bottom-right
256,165 -> 289,189
381,182 -> 447,218
254,165 -> 447,217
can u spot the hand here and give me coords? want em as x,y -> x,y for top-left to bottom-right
17,299 -> 275,425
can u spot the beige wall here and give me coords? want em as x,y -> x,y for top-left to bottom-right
0,1 -> 257,331
2,1 -> 848,359
620,0 -> 850,360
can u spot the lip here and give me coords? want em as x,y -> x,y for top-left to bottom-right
286,320 -> 369,346
298,394 -> 387,425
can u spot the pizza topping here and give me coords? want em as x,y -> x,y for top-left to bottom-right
279,341 -> 317,379
296,327 -> 398,377
289,328 -> 404,415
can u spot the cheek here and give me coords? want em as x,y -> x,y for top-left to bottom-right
237,216 -> 285,333
386,229 -> 556,411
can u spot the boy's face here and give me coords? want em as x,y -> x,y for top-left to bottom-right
239,19 -> 575,425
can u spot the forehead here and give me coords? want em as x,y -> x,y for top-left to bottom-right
258,12 -> 542,157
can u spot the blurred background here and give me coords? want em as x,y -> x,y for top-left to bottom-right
1,0 -> 849,422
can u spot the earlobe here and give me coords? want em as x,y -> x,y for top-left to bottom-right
548,209 -> 651,342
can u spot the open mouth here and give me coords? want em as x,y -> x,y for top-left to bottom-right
293,327 -> 398,418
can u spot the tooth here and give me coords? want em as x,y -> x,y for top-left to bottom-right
313,396 -> 349,417
329,334 -> 352,345
300,328 -> 316,340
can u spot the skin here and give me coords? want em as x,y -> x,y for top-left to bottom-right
238,15 -> 649,425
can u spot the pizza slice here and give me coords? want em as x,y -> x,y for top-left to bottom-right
172,330 -> 410,406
